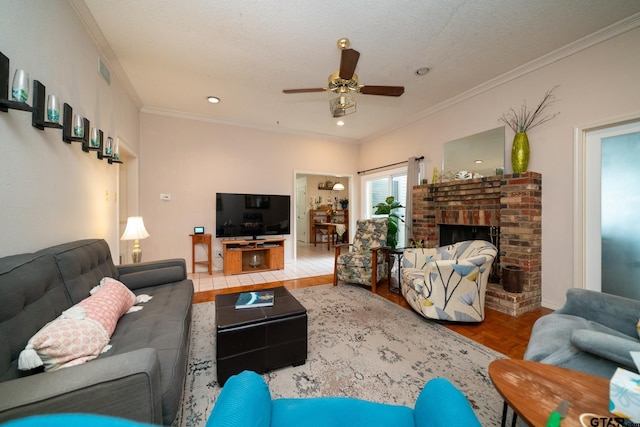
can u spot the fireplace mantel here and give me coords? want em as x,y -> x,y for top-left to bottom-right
411,172 -> 541,316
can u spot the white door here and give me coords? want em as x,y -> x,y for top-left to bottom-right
583,120 -> 640,297
296,177 -> 308,243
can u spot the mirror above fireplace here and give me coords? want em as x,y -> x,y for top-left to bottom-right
443,126 -> 505,177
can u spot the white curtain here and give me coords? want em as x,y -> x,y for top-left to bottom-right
405,156 -> 421,241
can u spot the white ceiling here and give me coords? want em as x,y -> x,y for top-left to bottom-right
75,0 -> 640,142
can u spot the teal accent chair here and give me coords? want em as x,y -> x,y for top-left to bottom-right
207,370 -> 482,427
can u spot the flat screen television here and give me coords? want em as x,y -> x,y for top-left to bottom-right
215,193 -> 291,240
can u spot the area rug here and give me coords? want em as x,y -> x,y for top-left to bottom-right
173,284 -> 506,426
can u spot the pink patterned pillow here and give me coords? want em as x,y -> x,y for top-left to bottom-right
18,278 -> 136,371
83,277 -> 137,335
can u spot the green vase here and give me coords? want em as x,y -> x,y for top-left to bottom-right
511,132 -> 530,174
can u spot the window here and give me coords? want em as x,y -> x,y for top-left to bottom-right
362,167 -> 407,248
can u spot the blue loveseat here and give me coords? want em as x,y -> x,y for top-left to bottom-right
207,370 -> 481,427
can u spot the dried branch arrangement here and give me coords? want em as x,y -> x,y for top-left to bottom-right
500,86 -> 560,133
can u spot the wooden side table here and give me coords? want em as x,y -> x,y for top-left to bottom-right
489,359 -> 611,427
190,233 -> 212,275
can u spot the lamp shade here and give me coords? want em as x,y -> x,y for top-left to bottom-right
120,216 -> 150,241
332,182 -> 345,191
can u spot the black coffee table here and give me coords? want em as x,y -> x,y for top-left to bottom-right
215,286 -> 307,385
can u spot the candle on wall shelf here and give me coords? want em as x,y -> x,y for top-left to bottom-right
112,140 -> 120,160
104,137 -> 113,156
90,127 -> 99,148
11,69 -> 29,103
46,94 -> 60,123
73,114 -> 84,137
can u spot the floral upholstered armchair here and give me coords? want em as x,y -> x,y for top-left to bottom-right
333,219 -> 388,293
401,240 -> 497,322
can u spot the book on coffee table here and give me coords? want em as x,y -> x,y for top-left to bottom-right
235,291 -> 274,309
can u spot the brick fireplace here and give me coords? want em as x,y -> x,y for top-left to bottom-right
411,172 -> 542,316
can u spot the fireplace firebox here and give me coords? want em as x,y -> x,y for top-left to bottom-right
438,224 -> 500,282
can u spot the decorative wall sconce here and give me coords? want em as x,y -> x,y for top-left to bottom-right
62,103 -> 89,145
86,128 -> 102,156
0,52 -> 33,113
108,139 -> 122,164
1,50 -> 123,166
32,80 -> 63,130
98,136 -> 112,160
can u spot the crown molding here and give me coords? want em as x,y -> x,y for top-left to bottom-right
68,0 -> 143,110
140,106 -> 360,144
364,13 -> 640,143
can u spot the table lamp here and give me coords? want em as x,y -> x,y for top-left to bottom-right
120,216 -> 150,263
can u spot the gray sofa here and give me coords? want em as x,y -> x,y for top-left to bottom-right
0,239 -> 194,425
524,288 -> 640,378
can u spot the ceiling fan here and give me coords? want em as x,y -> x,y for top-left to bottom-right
282,38 -> 405,117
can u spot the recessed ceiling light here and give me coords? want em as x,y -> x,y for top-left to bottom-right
475,159 -> 483,164
415,67 -> 430,76
336,120 -> 345,126
207,96 -> 220,104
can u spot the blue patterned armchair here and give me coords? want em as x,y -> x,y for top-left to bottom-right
333,219 -> 388,293
401,240 -> 497,322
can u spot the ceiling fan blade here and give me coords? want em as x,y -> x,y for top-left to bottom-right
282,88 -> 326,94
359,85 -> 405,97
339,49 -> 360,80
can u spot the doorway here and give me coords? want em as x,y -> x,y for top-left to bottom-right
293,172 -> 352,261
117,138 -> 139,265
578,118 -> 640,297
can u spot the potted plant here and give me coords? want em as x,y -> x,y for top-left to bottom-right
373,196 -> 404,249
339,198 -> 348,209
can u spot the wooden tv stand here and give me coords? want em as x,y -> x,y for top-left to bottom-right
221,238 -> 285,275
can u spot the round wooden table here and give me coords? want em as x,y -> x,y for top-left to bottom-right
488,359 -> 612,426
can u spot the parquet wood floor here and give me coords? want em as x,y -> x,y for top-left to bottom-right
193,274 -> 552,360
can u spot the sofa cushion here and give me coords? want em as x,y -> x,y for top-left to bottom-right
271,398 -> 415,427
40,239 -> 120,304
18,277 -> 136,371
0,252 -> 72,382
570,329 -> 640,371
337,252 -> 384,268
118,265 -> 186,290
103,280 -> 193,425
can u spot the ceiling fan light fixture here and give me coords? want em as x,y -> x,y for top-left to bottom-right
329,90 -> 356,118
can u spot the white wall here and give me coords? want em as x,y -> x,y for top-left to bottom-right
138,113 -> 359,269
0,1 -> 140,257
359,26 -> 640,309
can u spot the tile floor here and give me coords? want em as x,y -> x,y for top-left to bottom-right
188,242 -> 334,292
